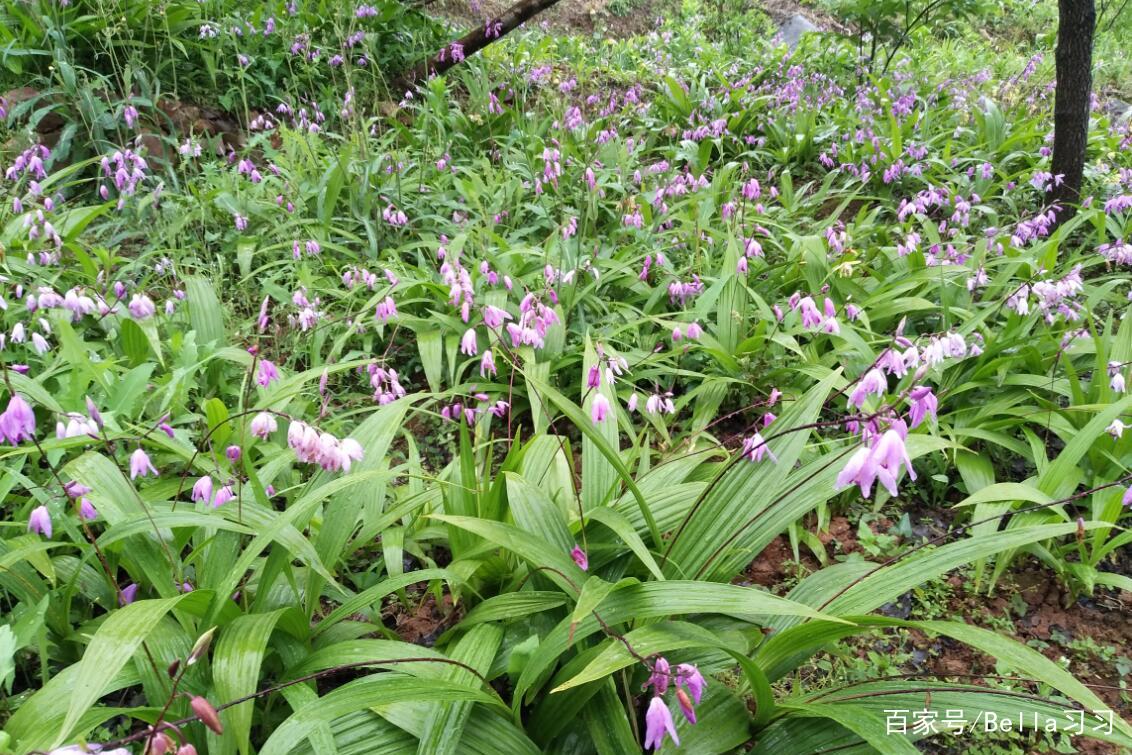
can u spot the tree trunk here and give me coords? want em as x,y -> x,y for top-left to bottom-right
1048,0 -> 1096,218
391,0 -> 563,94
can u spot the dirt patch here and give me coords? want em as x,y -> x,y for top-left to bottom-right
384,590 -> 463,646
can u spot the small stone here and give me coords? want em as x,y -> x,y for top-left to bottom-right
779,14 -> 821,49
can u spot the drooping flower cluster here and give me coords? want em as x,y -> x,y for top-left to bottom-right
836,420 -> 917,498
1007,265 -> 1084,323
287,421 -> 364,472
367,364 -> 407,404
0,394 -> 36,445
505,293 -> 560,350
642,657 -> 705,750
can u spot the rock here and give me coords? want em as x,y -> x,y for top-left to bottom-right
1103,99 -> 1131,123
778,14 -> 820,49
2,87 -> 65,133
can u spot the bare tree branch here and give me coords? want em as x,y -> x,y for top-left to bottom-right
391,0 -> 563,93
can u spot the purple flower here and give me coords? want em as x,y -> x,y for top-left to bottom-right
128,293 -> 156,319
906,386 -> 938,428
649,657 -> 671,694
0,394 -> 36,445
226,445 -> 242,463
480,350 -> 497,377
643,696 -> 679,750
129,448 -> 158,479
591,394 -> 611,424
28,505 -> 52,538
836,428 -> 916,499
570,545 -> 588,571
257,360 -> 281,387
848,368 -> 887,409
741,432 -> 777,463
79,497 -> 97,520
213,485 -> 235,508
192,476 -> 213,503
676,663 -> 705,704
85,396 -> 103,428
1123,486 -> 1132,507
118,583 -> 139,605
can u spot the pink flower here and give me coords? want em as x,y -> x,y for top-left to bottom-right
250,412 -> 277,439
483,305 -> 511,329
836,428 -> 916,499
570,545 -> 588,570
79,497 -> 97,520
1123,487 -> 1132,507
129,448 -> 158,479
906,386 -> 938,428
676,688 -> 696,723
128,294 -> 155,319
212,485 -> 235,507
686,322 -> 703,340
591,393 -> 610,424
649,657 -> 671,694
28,505 -> 51,538
848,368 -> 887,409
480,350 -> 497,377
0,394 -> 36,444
191,476 -> 214,503
257,360 -> 281,387
119,583 -> 139,605
226,445 -> 242,462
676,663 -> 705,705
1113,373 -> 1126,393
375,296 -> 398,322
643,696 -> 679,750
741,432 -> 777,463
836,447 -> 876,497
460,329 -> 478,356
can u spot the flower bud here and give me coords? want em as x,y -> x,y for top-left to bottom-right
188,626 -> 216,665
191,695 -> 224,735
147,731 -> 173,755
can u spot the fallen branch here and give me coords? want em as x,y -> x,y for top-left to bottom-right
391,0 -> 563,93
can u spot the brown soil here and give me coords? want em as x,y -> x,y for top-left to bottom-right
742,515 -> 1132,754
383,590 -> 463,646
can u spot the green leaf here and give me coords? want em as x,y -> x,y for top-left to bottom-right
570,575 -> 636,634
552,620 -> 734,692
665,371 -> 840,580
586,506 -> 665,581
259,675 -> 502,755
211,610 -> 286,755
417,624 -> 503,755
184,276 -> 226,345
55,594 -> 198,747
775,702 -> 920,754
